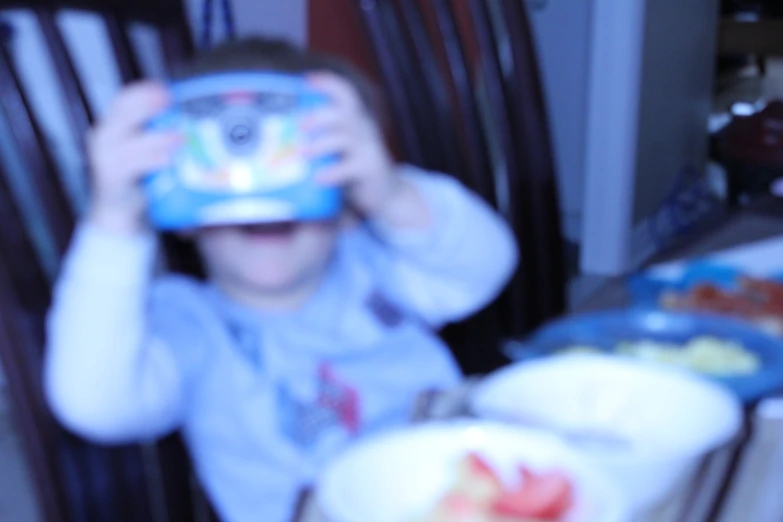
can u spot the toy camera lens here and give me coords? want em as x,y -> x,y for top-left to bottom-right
230,124 -> 251,144
220,107 -> 261,156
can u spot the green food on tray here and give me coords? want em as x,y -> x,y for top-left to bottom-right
558,336 -> 760,376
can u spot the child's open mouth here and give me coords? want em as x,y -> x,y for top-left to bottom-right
238,222 -> 298,240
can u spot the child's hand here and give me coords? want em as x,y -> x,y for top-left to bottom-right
305,73 -> 431,229
86,81 -> 180,235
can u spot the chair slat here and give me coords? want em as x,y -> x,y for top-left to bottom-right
427,0 -> 495,201
0,0 -> 184,26
0,273 -> 67,522
378,1 -> 464,179
159,20 -> 194,74
34,9 -> 93,142
0,23 -> 75,263
499,0 -> 566,329
108,445 -> 158,521
354,0 -> 426,165
376,0 -> 451,172
103,12 -> 142,82
0,5 -> 213,522
57,436 -> 91,520
157,433 -> 221,522
462,0 -> 538,337
0,159 -> 50,311
391,0 -> 464,178
462,0 -> 521,217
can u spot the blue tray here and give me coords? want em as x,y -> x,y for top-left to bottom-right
504,308 -> 783,403
627,260 -> 783,306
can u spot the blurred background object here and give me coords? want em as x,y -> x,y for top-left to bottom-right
712,0 -> 783,208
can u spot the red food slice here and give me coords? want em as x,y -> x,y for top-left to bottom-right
459,453 -> 503,490
466,453 -> 500,480
441,492 -> 479,517
491,468 -> 574,520
741,276 -> 783,305
691,283 -> 722,300
453,453 -> 504,506
518,465 -> 535,483
421,492 -> 489,522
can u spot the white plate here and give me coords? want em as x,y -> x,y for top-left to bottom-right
316,421 -> 630,522
470,354 -> 743,510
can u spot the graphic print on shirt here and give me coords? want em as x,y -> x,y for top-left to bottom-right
276,362 -> 360,451
365,289 -> 405,328
225,320 -> 263,369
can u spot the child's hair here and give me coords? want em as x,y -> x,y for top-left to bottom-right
174,36 -> 383,121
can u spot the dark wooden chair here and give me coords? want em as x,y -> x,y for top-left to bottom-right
349,0 -> 567,373
0,2 -> 215,520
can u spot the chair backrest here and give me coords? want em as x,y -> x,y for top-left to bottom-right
343,0 -> 567,373
0,3 -> 217,520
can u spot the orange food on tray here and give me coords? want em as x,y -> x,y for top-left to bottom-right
411,453 -> 574,522
660,276 -> 783,335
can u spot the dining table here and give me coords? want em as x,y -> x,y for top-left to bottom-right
295,195 -> 783,522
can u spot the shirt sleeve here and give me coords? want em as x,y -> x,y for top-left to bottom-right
44,224 -> 203,444
368,165 -> 519,328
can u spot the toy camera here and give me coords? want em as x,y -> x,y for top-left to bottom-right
144,72 -> 342,230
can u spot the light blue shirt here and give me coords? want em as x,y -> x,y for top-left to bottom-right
45,167 -> 518,522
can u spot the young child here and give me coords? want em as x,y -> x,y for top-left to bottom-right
44,37 -> 517,522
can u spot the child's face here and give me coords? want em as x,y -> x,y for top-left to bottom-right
194,220 -> 339,300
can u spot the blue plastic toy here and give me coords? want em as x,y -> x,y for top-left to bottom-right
145,72 -> 342,230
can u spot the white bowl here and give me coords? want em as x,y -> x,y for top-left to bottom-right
470,354 -> 743,511
316,421 -> 630,522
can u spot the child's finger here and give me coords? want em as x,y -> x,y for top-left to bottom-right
300,106 -> 347,134
308,72 -> 363,114
121,132 -> 182,176
94,82 -> 171,145
315,160 -> 358,186
98,132 -> 181,181
304,131 -> 351,159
